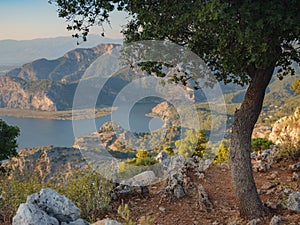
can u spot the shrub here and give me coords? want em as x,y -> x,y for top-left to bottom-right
59,167 -> 112,222
118,151 -> 158,179
251,138 -> 273,152
118,201 -> 154,225
175,129 -> 207,158
163,146 -> 174,156
136,150 -> 151,159
0,166 -> 112,224
273,141 -> 300,161
213,143 -> 230,165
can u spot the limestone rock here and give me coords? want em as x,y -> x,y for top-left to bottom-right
252,160 -> 268,172
286,192 -> 300,212
61,219 -> 89,225
155,151 -> 168,163
269,107 -> 300,145
269,215 -> 281,225
124,170 -> 157,187
27,188 -> 81,222
12,203 -> 59,225
13,188 -> 89,225
198,185 -> 213,211
288,162 -> 300,172
174,185 -> 186,198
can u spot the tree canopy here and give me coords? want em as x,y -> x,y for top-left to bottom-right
50,0 -> 300,84
0,119 -> 20,171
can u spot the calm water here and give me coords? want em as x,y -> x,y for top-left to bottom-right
0,104 -> 164,150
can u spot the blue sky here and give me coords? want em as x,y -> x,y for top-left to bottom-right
0,0 -> 127,40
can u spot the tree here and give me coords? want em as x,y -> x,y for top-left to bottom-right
214,142 -> 230,165
0,119 -> 20,171
175,129 -> 207,158
50,0 -> 300,219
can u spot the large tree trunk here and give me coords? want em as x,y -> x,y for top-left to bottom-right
230,66 -> 275,219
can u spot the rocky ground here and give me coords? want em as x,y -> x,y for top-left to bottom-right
99,158 -> 300,225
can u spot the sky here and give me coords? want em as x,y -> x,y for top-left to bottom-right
0,0 -> 128,40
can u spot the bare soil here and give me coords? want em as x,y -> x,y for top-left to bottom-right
102,159 -> 300,225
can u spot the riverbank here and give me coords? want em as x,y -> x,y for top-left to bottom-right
0,107 -> 114,120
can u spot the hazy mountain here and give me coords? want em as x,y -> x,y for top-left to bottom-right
1,41 -> 298,113
0,35 -> 123,65
7,44 -> 120,83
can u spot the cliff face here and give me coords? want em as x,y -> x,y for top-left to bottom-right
1,44 -> 121,111
0,76 -> 56,111
269,107 -> 300,145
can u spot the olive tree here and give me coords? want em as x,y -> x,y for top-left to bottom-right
49,0 -> 300,219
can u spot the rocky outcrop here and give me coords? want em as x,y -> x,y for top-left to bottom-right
6,146 -> 87,180
150,101 -> 180,127
163,155 -> 212,200
0,76 -> 57,111
13,188 -> 88,225
269,107 -> 300,145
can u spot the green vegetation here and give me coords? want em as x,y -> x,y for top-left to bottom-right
251,138 -> 274,152
118,150 -> 158,178
291,78 -> 300,94
117,201 -> 154,225
0,166 -> 112,223
274,140 -> 300,161
163,146 -> 174,156
175,129 -> 207,158
0,119 -> 20,172
214,142 -> 230,165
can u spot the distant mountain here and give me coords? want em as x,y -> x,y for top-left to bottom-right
7,44 -> 120,83
1,43 -> 125,111
1,40 -> 299,115
0,35 -> 123,65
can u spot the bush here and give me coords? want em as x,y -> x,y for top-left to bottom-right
0,166 -> 112,224
118,150 -> 158,179
213,143 -> 230,165
136,150 -> 151,159
274,141 -> 300,161
175,129 -> 207,158
163,146 -> 174,156
251,138 -> 273,152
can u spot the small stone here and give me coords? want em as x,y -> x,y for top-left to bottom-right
247,219 -> 259,225
174,185 -> 185,198
269,215 -> 281,225
288,162 -> 300,172
91,219 -> 123,225
262,182 -> 276,190
159,207 -> 166,212
253,160 -> 267,172
292,172 -> 300,181
266,188 -> 276,195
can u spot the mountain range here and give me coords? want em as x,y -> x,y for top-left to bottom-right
0,35 -> 122,66
0,41 -> 298,115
